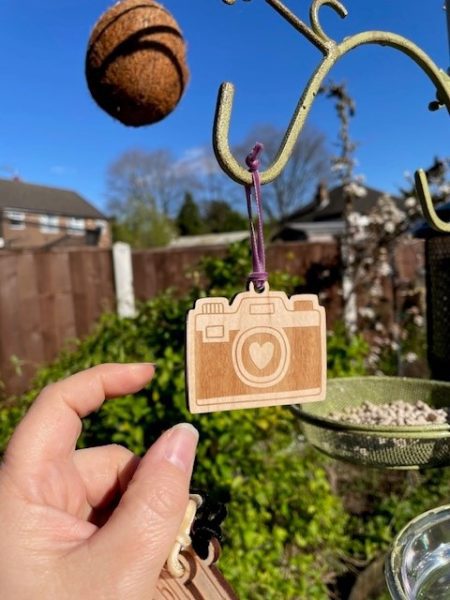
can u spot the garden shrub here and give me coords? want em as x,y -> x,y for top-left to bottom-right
1,241 -> 446,598
0,242 -> 355,597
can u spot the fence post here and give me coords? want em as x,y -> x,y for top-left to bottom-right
112,242 -> 136,318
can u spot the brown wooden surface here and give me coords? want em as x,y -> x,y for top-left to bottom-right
133,245 -> 229,299
155,539 -> 238,600
0,241 -> 423,397
0,248 -> 115,396
133,241 -> 341,297
186,287 -> 326,413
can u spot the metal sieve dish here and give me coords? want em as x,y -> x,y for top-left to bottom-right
292,377 -> 450,470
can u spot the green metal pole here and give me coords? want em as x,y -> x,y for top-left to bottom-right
446,0 -> 450,69
215,0 -> 450,231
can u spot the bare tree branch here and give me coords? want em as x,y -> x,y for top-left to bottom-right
106,148 -> 199,218
233,123 -> 331,221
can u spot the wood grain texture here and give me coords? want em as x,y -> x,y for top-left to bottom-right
186,286 -> 326,414
0,254 -> 23,392
0,248 -> 115,395
155,539 -> 238,600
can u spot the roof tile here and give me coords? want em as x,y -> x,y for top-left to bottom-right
0,178 -> 107,220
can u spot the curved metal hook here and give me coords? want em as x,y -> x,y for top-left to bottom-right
310,0 -> 348,43
214,33 -> 450,184
415,170 -> 450,233
213,2 -> 450,232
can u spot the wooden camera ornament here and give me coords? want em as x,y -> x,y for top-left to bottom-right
187,144 -> 327,414
187,284 -> 326,413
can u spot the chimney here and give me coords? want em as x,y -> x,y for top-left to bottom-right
317,181 -> 329,208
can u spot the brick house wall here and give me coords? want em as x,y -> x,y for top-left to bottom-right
0,178 -> 111,250
0,210 -> 111,249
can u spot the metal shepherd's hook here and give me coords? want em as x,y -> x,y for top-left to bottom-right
214,0 -> 450,232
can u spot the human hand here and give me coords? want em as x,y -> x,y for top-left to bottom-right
0,363 -> 199,599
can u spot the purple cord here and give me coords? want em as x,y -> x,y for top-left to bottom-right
245,143 -> 268,290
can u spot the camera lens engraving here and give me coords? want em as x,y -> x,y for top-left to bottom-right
232,327 -> 290,388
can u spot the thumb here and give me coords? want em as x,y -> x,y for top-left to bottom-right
86,423 -> 199,598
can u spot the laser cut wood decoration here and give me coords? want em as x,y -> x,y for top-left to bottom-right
156,539 -> 238,599
187,284 -> 326,414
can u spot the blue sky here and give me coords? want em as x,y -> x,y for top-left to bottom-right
0,0 -> 448,214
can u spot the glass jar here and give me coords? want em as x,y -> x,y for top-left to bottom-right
386,505 -> 450,599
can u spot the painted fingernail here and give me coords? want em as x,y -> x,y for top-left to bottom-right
164,423 -> 199,474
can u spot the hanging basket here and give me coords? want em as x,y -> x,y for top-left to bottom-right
292,377 -> 450,469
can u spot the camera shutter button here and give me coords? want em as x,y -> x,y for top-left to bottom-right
293,300 -> 313,311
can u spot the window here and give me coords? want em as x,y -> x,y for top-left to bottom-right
6,210 -> 25,230
40,214 -> 60,234
68,218 -> 85,236
95,219 -> 107,233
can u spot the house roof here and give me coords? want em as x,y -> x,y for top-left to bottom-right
274,220 -> 345,241
0,178 -> 107,219
169,231 -> 249,248
288,184 -> 400,223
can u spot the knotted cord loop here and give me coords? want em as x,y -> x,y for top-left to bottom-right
245,143 -> 268,290
167,494 -> 203,578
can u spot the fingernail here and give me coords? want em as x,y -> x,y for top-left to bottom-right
164,423 -> 199,474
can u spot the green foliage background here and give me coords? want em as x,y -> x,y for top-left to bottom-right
1,242 -> 450,598
111,200 -> 175,248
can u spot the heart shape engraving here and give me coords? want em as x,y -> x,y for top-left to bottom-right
249,342 -> 274,370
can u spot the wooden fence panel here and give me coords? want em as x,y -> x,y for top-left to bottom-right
133,243 -> 343,324
0,248 -> 115,396
17,253 -> 45,389
133,246 -> 232,300
0,254 -> 24,393
0,241 -> 424,397
68,249 -> 115,339
132,251 -> 157,300
267,241 -> 339,274
69,250 -> 89,337
35,251 -> 76,363
133,246 -> 227,300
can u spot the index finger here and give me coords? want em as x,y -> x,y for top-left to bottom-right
4,363 -> 155,466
